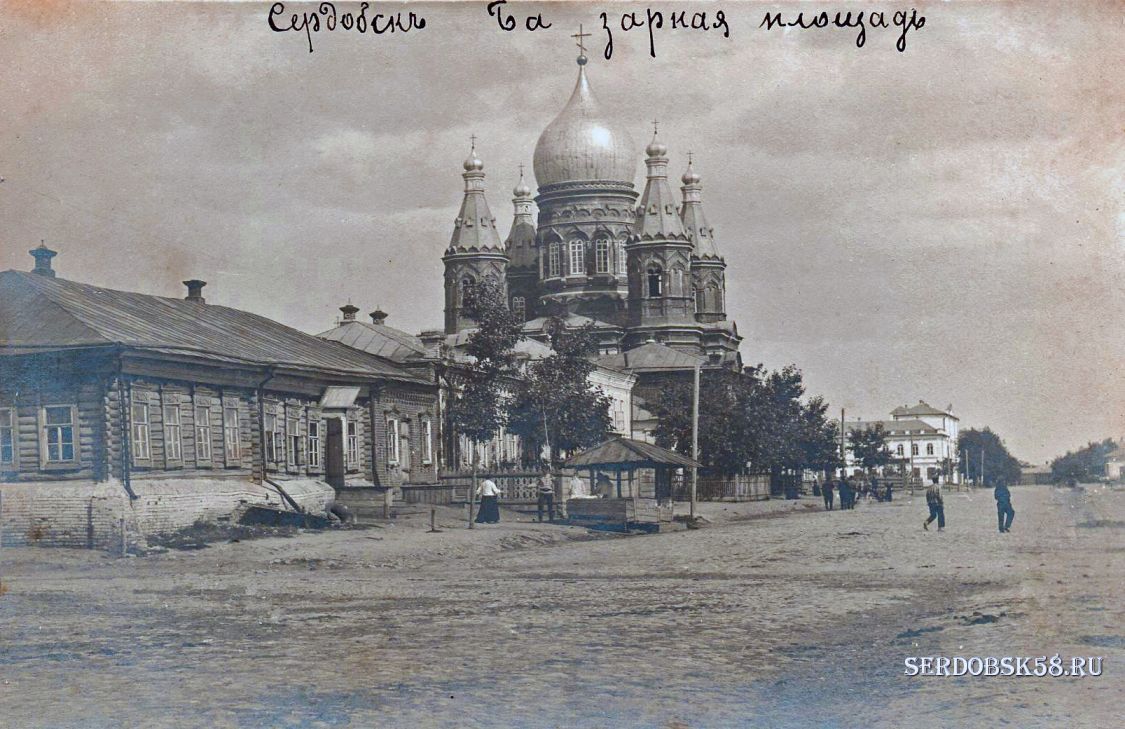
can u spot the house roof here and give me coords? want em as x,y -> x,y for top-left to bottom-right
566,436 -> 700,469
0,270 -> 427,383
594,341 -> 706,372
890,400 -> 958,419
846,419 -> 942,436
317,319 -> 428,363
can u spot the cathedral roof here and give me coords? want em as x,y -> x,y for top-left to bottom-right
680,160 -> 723,261
533,62 -> 637,188
595,341 -> 705,373
447,146 -> 504,254
632,133 -> 688,241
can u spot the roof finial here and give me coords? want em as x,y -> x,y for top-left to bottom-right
571,24 -> 591,65
687,151 -> 693,166
470,133 -> 477,153
651,119 -> 659,137
463,134 -> 484,172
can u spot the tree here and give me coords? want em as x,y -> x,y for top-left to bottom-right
445,280 -> 522,527
1050,438 -> 1117,483
848,422 -> 893,474
957,428 -> 1021,487
508,319 -> 613,464
648,367 -> 751,475
646,363 -> 840,479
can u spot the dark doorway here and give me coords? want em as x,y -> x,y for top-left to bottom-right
326,418 -> 345,489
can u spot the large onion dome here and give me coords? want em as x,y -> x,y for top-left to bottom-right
532,64 -> 637,188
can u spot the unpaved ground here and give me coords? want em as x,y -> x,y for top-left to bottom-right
1,486 -> 1122,728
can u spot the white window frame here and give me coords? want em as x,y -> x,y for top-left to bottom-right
223,403 -> 241,465
287,414 -> 301,468
926,442 -> 934,456
264,411 -> 279,465
195,405 -> 212,464
163,402 -> 183,463
615,241 -> 627,275
911,443 -> 919,456
594,239 -> 610,273
345,416 -> 360,470
567,239 -> 585,277
41,405 -> 77,465
132,400 -> 151,464
386,417 -> 399,464
0,407 -> 15,468
422,419 -> 433,465
896,443 -> 904,456
307,419 -> 322,469
548,242 -> 561,278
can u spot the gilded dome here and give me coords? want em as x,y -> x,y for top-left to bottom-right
532,65 -> 637,188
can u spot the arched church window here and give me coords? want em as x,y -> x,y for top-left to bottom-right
568,240 -> 585,276
594,239 -> 610,274
694,286 -> 704,313
548,243 -> 561,278
647,266 -> 663,298
511,296 -> 526,322
616,241 -> 627,275
460,277 -> 474,305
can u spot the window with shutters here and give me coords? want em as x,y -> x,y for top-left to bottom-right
307,420 -> 322,469
132,401 -> 151,463
163,403 -> 183,463
346,418 -> 360,469
223,404 -> 241,464
287,414 -> 301,467
422,419 -> 434,464
386,418 -> 399,464
195,405 -> 212,464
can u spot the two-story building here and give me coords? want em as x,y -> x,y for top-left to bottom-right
844,401 -> 961,483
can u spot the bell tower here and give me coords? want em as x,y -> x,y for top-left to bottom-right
443,141 -> 508,334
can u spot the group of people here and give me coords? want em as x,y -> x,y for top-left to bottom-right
474,471 -> 616,525
819,472 -> 1016,535
819,473 -> 893,511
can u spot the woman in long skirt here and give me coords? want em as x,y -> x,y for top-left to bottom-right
475,478 -> 501,524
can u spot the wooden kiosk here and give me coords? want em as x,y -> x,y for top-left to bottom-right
563,437 -> 700,532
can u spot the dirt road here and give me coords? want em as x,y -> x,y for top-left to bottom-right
1,485 -> 1122,728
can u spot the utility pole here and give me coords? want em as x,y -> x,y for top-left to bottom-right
980,448 -> 985,488
839,408 -> 846,474
690,362 -> 700,520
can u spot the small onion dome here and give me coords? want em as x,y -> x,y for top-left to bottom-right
463,150 -> 484,171
682,164 -> 701,185
645,136 -> 667,158
513,176 -> 532,197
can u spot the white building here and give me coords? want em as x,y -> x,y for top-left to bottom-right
844,401 -> 961,483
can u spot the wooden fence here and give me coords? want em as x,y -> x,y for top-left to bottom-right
692,474 -> 772,502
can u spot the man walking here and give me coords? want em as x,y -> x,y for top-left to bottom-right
923,480 -> 944,531
822,475 -> 835,511
994,480 -> 1015,533
536,472 -> 555,523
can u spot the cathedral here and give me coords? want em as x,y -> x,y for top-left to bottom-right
441,48 -> 742,369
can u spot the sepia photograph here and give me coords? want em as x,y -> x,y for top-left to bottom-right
0,1 -> 1122,727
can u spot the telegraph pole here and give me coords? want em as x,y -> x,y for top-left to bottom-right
839,408 -> 846,473
980,449 -> 985,488
690,362 -> 700,520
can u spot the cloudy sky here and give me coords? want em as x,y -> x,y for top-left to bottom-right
1,1 -> 1122,462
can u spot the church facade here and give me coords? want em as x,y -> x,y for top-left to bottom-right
441,52 -> 743,370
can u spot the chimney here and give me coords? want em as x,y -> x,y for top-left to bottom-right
183,279 -> 207,303
369,308 -> 388,326
339,303 -> 359,322
29,242 -> 58,278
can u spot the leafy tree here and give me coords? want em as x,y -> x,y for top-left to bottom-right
848,422 -> 893,474
507,318 -> 613,466
1050,438 -> 1117,483
957,428 -> 1022,487
647,364 -> 840,478
446,280 -> 521,526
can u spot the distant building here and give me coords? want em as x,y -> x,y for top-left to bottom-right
843,400 -> 961,483
1106,446 -> 1124,481
0,248 -> 438,547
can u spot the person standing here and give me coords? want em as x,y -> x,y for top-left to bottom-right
994,481 -> 1015,533
871,474 -> 881,502
475,477 -> 501,524
536,472 -> 555,523
822,476 -> 835,511
839,474 -> 852,510
923,481 -> 944,531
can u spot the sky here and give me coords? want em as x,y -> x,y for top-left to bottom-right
1,1 -> 1122,463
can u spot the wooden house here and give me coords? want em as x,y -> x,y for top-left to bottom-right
0,246 -> 438,547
